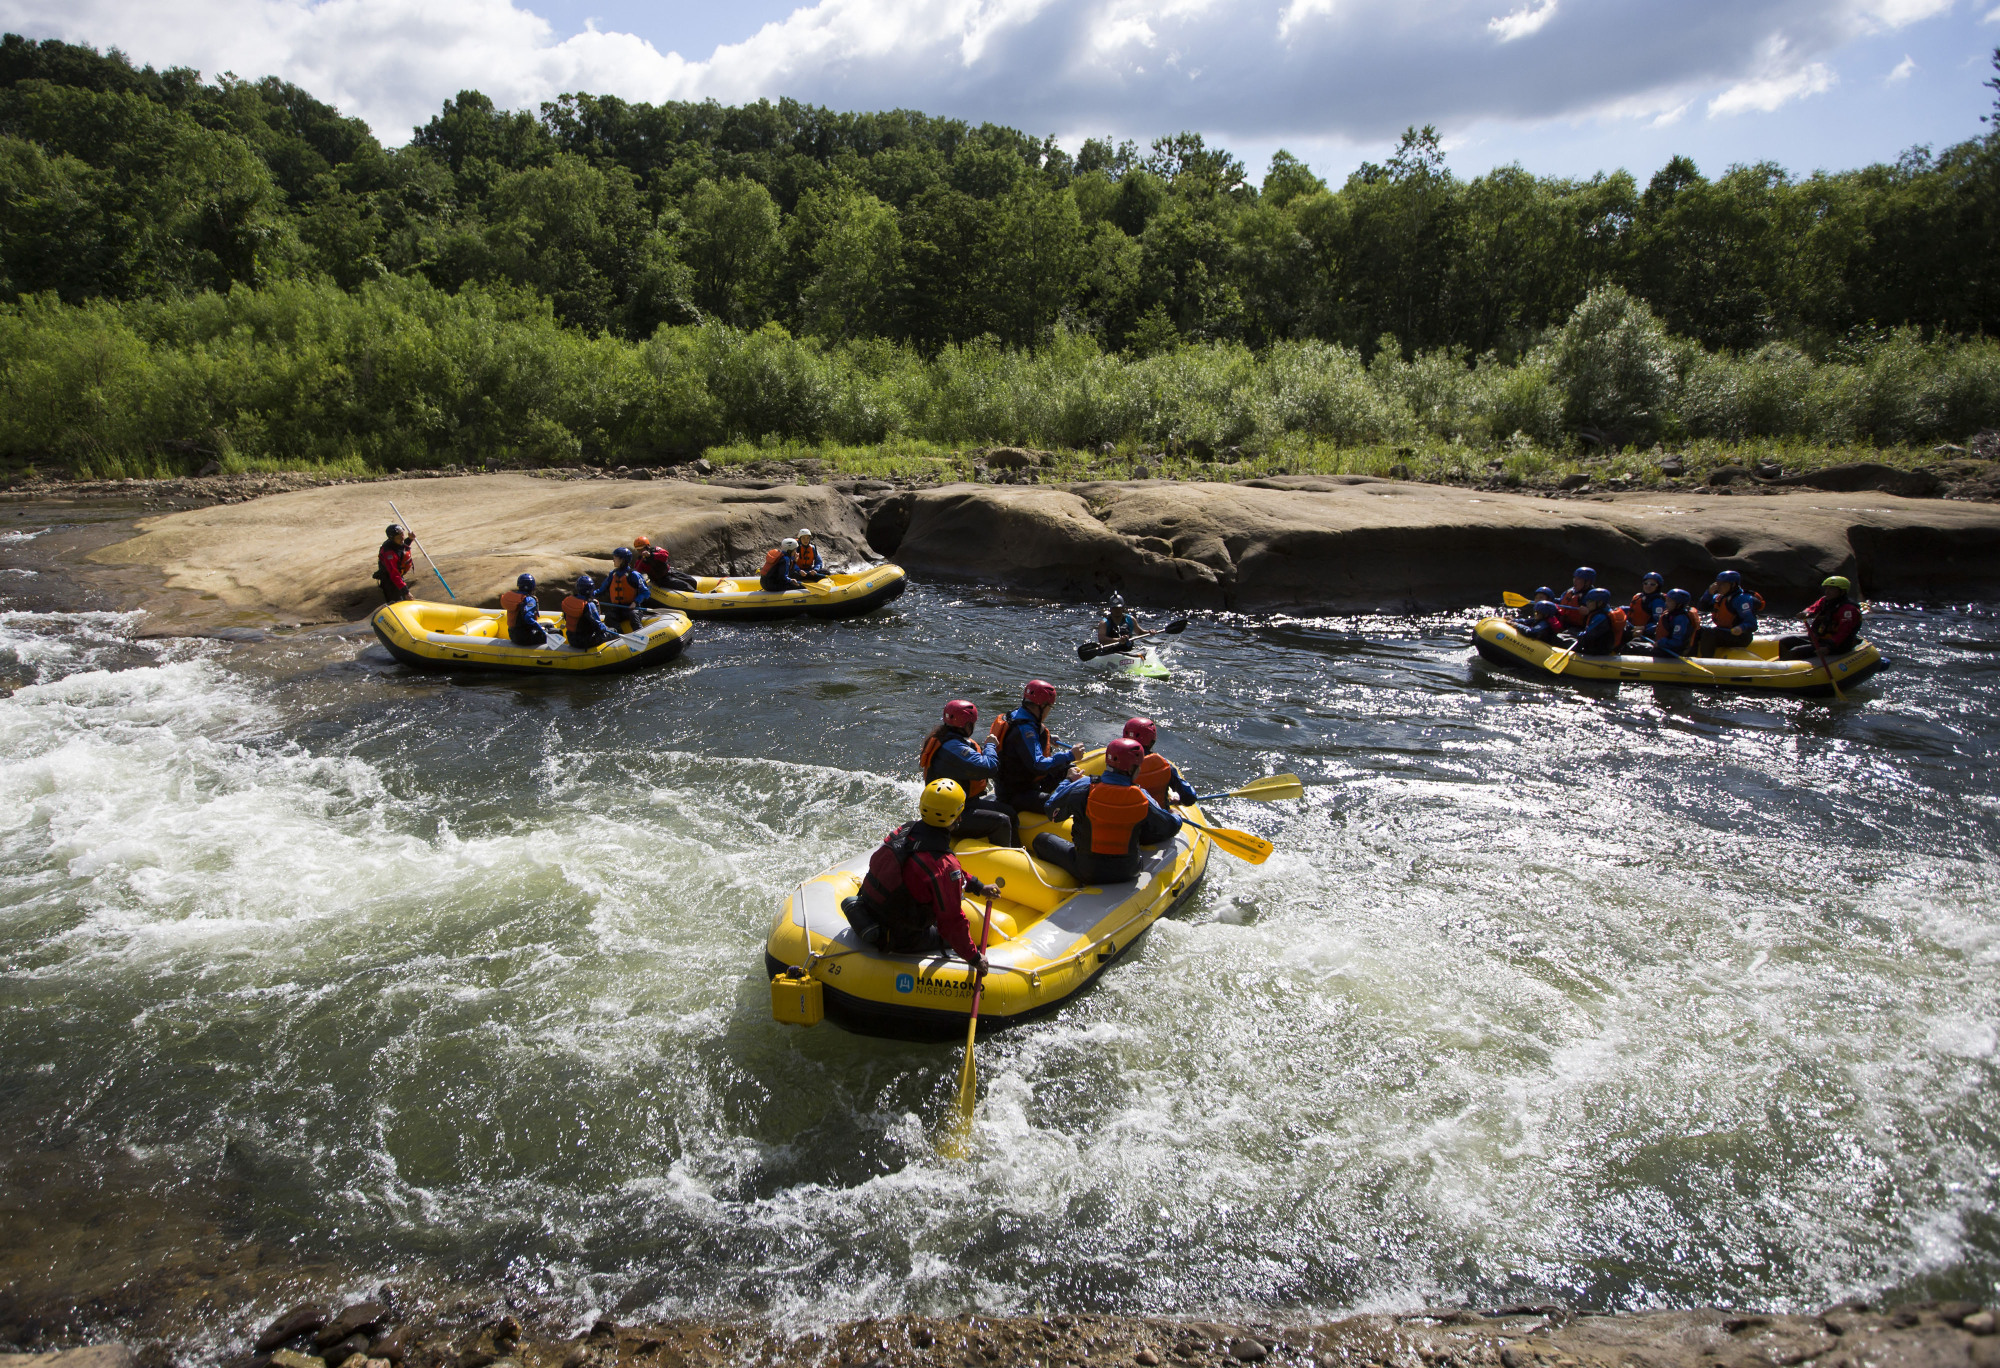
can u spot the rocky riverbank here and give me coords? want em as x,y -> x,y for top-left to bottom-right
9,1298 -> 1996,1368
69,470 -> 2000,628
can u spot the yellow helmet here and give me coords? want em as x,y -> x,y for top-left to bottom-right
920,778 -> 966,828
1821,575 -> 1852,593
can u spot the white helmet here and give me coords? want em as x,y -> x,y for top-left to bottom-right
797,528 -> 814,540
781,537 -> 799,551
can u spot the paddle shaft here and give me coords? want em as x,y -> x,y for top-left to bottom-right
1173,812 -> 1273,864
1081,617 -> 1188,660
952,879 -> 1004,1139
1805,620 -> 1846,700
387,499 -> 456,600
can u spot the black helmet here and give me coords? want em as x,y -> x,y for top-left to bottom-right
386,524 -> 403,538
516,573 -> 535,591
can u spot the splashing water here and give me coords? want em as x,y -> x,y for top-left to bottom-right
0,588 -> 1994,1341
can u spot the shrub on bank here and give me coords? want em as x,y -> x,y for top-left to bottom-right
3,277 -> 1999,479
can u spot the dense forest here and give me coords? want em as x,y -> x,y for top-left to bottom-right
2,31 -> 1998,475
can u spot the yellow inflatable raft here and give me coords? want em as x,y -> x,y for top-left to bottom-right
1472,615 -> 1883,695
371,600 -> 693,674
765,756 -> 1211,1041
648,565 -> 907,621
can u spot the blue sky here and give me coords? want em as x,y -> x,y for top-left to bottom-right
1,0 -> 1994,188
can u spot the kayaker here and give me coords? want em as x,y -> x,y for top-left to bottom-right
1122,717 -> 1199,806
562,574 -> 616,650
1557,566 -> 1597,629
599,547 -> 650,633
1651,588 -> 1700,659
761,538 -> 805,593
1625,572 -> 1667,645
500,573 -> 549,647
1097,594 -> 1139,653
1697,570 -> 1764,655
375,525 -> 414,605
794,529 -> 828,582
1573,588 -> 1626,655
992,679 -> 1081,815
920,700 -> 1016,846
1030,739 -> 1182,885
1780,576 -> 1863,659
843,779 -> 997,965
634,535 -> 699,593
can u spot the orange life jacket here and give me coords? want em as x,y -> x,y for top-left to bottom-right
762,548 -> 785,574
1082,781 -> 1154,856
1136,752 -> 1173,805
1607,606 -> 1628,641
1710,590 -> 1765,629
1627,593 -> 1656,628
919,733 -> 988,798
500,590 -> 529,632
605,569 -> 640,605
561,595 -> 591,632
796,543 -> 821,573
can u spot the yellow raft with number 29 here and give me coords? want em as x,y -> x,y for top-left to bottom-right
1471,615 -> 1884,695
765,749 -> 1212,1041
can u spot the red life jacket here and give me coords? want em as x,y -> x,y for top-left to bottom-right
1710,590 -> 1765,629
637,548 -> 672,580
919,733 -> 987,798
1557,586 -> 1591,629
605,569 -> 641,605
561,595 -> 592,633
1135,752 -> 1173,805
1807,598 -> 1862,650
860,823 -> 958,917
500,590 -> 531,632
796,543 -> 822,573
1081,781 -> 1153,856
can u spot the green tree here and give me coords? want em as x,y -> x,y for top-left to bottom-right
678,176 -> 778,325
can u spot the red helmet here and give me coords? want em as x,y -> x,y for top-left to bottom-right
942,699 -> 978,728
1122,717 -> 1157,750
1023,679 -> 1057,705
1105,738 -> 1144,773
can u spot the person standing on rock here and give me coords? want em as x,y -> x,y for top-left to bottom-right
1097,594 -> 1140,653
375,525 -> 414,605
1030,739 -> 1182,885
992,679 -> 1081,816
1697,571 -> 1764,656
794,529 -> 828,582
634,535 -> 698,593
1780,577 -> 1863,660
501,573 -> 549,647
920,700 -> 1017,846
761,538 -> 805,593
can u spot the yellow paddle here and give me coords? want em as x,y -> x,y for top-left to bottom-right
1544,643 -> 1580,675
939,877 -> 1004,1159
1502,591 -> 1531,608
1176,816 -> 1273,864
1193,773 -> 1304,804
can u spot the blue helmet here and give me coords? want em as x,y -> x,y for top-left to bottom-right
614,547 -> 633,563
1667,587 -> 1693,605
1640,571 -> 1664,589
1716,569 -> 1742,586
1533,599 -> 1562,618
1532,586 -> 1556,600
575,573 -> 596,594
1572,566 -> 1597,581
516,573 -> 535,591
1584,587 -> 1612,606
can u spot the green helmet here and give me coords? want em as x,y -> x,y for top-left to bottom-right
1822,575 -> 1852,593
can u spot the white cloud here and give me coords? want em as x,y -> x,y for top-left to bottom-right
1488,0 -> 1556,42
0,0 -> 1955,147
1887,53 -> 1917,81
1985,2 -> 2000,20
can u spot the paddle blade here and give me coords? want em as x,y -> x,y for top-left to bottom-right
1077,642 -> 1100,660
1502,591 -> 1530,608
1227,773 -> 1304,803
937,1012 -> 979,1159
1163,617 -> 1189,634
1546,647 -> 1577,676
1189,819 -> 1274,864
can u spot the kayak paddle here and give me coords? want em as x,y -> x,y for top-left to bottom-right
1079,617 -> 1189,661
1194,773 -> 1304,804
1652,641 -> 1715,677
1176,816 -> 1273,864
939,877 -> 1003,1159
1806,621 -> 1846,701
1502,591 -> 1531,608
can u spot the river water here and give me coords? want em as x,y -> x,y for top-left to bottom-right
0,513 -> 1996,1349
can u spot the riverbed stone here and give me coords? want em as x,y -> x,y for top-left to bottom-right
268,1353 -> 325,1368
258,1306 -> 330,1352
0,1350 -> 137,1368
